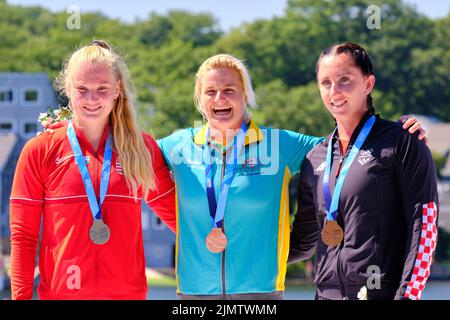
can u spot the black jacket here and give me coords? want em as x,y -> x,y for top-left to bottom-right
289,113 -> 439,300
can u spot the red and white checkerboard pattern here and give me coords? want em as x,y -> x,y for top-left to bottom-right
404,202 -> 438,300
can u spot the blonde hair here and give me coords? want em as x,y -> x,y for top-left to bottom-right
56,40 -> 155,197
194,54 -> 258,123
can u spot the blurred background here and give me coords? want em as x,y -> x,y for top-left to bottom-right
0,0 -> 449,299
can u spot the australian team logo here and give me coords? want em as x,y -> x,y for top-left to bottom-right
358,149 -> 373,165
245,158 -> 258,167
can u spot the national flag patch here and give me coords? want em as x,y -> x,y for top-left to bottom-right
116,160 -> 123,175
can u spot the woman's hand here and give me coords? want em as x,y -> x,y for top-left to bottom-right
399,115 -> 428,144
37,120 -> 66,135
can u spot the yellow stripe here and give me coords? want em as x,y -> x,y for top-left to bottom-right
193,124 -> 208,145
275,167 -> 291,291
175,185 -> 180,294
193,120 -> 264,146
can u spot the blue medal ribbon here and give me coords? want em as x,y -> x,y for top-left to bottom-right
322,115 -> 376,222
67,120 -> 113,220
203,122 -> 248,228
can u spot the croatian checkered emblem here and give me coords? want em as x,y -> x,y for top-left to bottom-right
116,160 -> 123,175
404,202 -> 438,300
358,149 -> 373,165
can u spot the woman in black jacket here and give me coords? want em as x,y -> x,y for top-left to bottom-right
289,42 -> 439,300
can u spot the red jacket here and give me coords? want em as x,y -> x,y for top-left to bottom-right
9,123 -> 176,300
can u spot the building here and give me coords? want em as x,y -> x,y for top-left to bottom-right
1,73 -> 57,140
142,204 -> 175,268
415,115 -> 450,177
0,72 -> 176,273
414,115 -> 450,233
0,72 -> 57,257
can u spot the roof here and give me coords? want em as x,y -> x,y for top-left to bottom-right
0,72 -> 50,79
0,133 -> 18,173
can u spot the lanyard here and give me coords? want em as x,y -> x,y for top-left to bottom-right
322,115 -> 375,221
67,120 -> 113,220
203,122 -> 248,228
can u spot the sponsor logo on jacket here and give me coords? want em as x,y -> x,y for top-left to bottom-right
55,154 -> 90,165
358,149 -> 373,165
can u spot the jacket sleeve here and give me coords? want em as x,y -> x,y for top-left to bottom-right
9,139 -> 45,300
394,131 -> 439,300
143,133 -> 176,233
288,155 -> 320,263
282,130 -> 324,176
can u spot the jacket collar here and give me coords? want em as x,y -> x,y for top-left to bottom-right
193,120 -> 264,146
327,111 -> 378,148
70,120 -> 110,154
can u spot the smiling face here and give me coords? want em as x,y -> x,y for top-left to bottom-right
67,62 -> 120,128
199,67 -> 247,138
317,53 -> 375,124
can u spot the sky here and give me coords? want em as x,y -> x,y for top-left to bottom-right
6,0 -> 450,31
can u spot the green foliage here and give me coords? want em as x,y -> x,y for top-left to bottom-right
1,0 -> 450,267
286,261 -> 307,278
432,152 -> 448,178
255,80 -> 334,136
436,227 -> 450,262
0,0 -> 448,134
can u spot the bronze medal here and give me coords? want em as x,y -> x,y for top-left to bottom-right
206,227 -> 227,253
321,220 -> 344,247
89,219 -> 110,245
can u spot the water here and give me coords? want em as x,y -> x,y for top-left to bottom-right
2,281 -> 449,300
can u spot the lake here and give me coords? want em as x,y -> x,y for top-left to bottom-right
147,281 -> 450,300
1,281 -> 448,300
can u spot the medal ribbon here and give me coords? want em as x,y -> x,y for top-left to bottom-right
67,120 -> 113,220
203,122 -> 248,228
322,115 -> 375,222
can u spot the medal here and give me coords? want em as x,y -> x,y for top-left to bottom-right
67,121 -> 114,246
321,220 -> 344,247
203,122 -> 248,253
89,219 -> 111,245
206,227 -> 227,253
321,115 -> 376,248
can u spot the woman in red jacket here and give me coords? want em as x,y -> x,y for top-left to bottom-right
9,40 -> 176,300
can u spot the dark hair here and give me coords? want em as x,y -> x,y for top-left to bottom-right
316,42 -> 375,114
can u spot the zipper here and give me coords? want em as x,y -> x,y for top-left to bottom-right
93,150 -> 100,298
333,140 -> 347,299
335,156 -> 345,177
220,151 -> 227,299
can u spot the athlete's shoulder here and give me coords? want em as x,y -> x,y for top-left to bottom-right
161,127 -> 195,142
374,116 -> 417,143
22,124 -> 67,153
375,116 -> 403,131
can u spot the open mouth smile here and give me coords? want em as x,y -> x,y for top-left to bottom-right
213,107 -> 232,116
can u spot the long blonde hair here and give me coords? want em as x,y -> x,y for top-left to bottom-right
56,40 -> 155,197
194,54 -> 258,123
